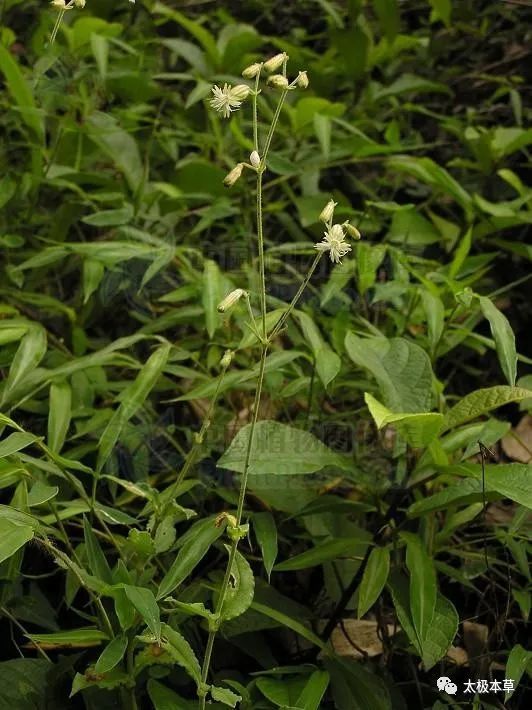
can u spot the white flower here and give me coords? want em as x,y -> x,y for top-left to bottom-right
210,83 -> 248,118
315,223 -> 352,263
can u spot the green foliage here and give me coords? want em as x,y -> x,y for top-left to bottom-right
0,0 -> 530,707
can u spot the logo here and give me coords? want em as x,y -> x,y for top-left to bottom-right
437,677 -> 457,694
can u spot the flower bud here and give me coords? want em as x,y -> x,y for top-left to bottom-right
242,62 -> 262,79
223,163 -> 244,187
263,52 -> 286,73
230,84 -> 251,101
50,0 -> 68,8
319,200 -> 337,224
296,71 -> 309,89
344,222 -> 361,240
217,289 -> 246,313
267,74 -> 289,90
220,349 -> 233,368
250,150 -> 261,168
74,0 -> 86,7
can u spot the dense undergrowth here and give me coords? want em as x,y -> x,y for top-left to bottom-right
0,0 -> 531,708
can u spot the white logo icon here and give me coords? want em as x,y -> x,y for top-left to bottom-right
437,677 -> 451,691
437,677 -> 457,695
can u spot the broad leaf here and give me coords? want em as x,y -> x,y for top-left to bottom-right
218,420 -> 350,475
220,547 -> 255,621
443,386 -> 532,430
0,519 -> 34,565
345,334 -> 433,412
365,392 -> 443,447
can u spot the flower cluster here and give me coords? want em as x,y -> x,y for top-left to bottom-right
314,199 -> 361,264
209,52 -> 309,189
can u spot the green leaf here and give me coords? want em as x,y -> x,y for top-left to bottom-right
428,0 -> 452,27
124,585 -> 161,641
157,517 -> 224,599
0,519 -> 33,565
97,342 -> 171,471
403,533 -> 437,651
293,311 -> 341,388
365,393 -> 443,447
94,634 -> 128,674
0,659 -> 49,710
147,679 -> 195,710
253,512 -> 278,580
505,644 -> 532,700
218,420 -> 350,475
387,155 -> 473,215
357,546 -> 390,618
1,326 -> 47,405
47,381 -> 72,454
220,547 -> 255,622
294,670 -> 330,710
27,481 -> 58,507
83,515 -> 113,584
465,463 -> 532,510
26,628 -> 109,649
356,243 -> 386,295
158,622 -> 202,687
0,44 -> 43,141
478,296 -> 517,385
421,289 -> 444,355
387,571 -> 419,653
443,386 -> 532,430
274,537 -> 368,572
0,432 -> 40,459
407,478 -> 491,517
420,594 -> 459,670
82,205 -> 134,227
326,657 -> 392,710
251,601 -> 325,650
373,0 -> 400,42
210,685 -> 242,708
86,112 -> 143,192
345,334 -> 434,412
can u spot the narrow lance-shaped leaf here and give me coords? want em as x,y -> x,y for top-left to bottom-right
48,381 -> 72,454
97,342 -> 171,471
157,517 -> 224,599
479,295 -> 517,386
124,585 -> 161,642
402,533 -> 437,650
357,546 -> 390,618
253,511 -> 278,580
94,634 -> 128,674
83,516 -> 113,584
1,326 -> 47,405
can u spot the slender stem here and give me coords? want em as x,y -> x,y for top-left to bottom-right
257,170 -> 267,338
173,362 -> 229,489
49,9 -> 66,46
262,90 -> 288,161
269,253 -> 322,340
199,346 -> 268,706
252,70 -> 261,152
